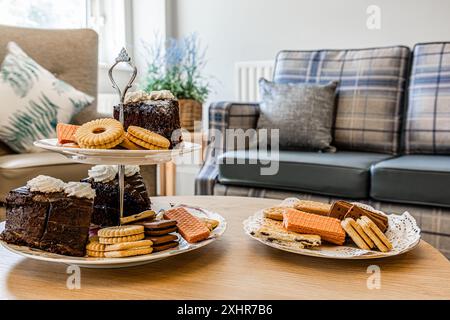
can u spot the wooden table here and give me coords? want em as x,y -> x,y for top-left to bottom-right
0,196 -> 449,300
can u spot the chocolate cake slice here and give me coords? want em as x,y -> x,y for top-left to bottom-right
1,177 -> 94,257
83,165 -> 152,227
114,90 -> 182,147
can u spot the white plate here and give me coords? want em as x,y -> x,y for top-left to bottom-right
0,206 -> 226,268
243,198 -> 421,260
33,139 -> 201,165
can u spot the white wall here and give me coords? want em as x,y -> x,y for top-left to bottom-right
170,0 -> 450,103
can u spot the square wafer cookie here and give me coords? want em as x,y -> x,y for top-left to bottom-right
163,207 -> 210,243
283,208 -> 345,245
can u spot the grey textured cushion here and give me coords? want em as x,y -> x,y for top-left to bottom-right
371,155 -> 450,207
257,79 -> 337,151
218,150 -> 391,198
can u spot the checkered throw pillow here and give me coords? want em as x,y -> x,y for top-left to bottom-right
274,46 -> 410,154
404,42 -> 450,154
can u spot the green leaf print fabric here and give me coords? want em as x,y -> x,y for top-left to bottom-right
0,42 -> 94,153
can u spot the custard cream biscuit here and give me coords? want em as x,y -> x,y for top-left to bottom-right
357,218 -> 390,252
104,239 -> 153,252
104,246 -> 153,258
99,233 -> 145,244
294,200 -> 331,216
360,216 -> 392,250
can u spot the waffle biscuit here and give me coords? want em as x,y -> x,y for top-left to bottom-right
120,210 -> 156,225
98,225 -> 144,238
99,233 -> 145,244
145,226 -> 178,236
126,126 -> 170,149
357,216 -> 392,252
294,200 -> 331,216
75,118 -> 124,148
104,239 -> 153,252
253,218 -> 321,249
341,218 -> 370,250
152,241 -> 179,252
283,208 -> 345,245
164,207 -> 211,243
104,246 -> 153,258
57,123 -> 79,144
146,234 -> 178,245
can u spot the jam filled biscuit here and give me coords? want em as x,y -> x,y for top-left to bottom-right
126,126 -> 170,150
119,136 -> 145,150
75,118 -> 124,149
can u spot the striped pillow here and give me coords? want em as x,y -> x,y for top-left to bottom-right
274,46 -> 410,154
404,42 -> 450,154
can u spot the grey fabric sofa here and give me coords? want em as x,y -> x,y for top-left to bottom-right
195,43 -> 450,258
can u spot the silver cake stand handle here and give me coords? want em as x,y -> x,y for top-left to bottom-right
108,48 -> 138,223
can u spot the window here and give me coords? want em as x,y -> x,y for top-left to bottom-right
0,0 -> 129,64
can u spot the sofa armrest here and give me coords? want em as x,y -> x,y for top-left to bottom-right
195,101 -> 260,195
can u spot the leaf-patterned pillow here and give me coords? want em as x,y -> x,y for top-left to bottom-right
0,42 -> 94,153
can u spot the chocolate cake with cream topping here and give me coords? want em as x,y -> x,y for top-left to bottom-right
113,90 -> 182,148
82,165 -> 151,227
1,176 -> 95,257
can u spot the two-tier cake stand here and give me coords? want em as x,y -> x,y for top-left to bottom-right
0,49 -> 226,268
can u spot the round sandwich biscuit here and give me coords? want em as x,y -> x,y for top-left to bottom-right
127,126 -> 170,149
75,118 -> 124,148
119,136 -> 144,150
99,233 -> 145,244
86,241 -> 107,252
98,225 -> 144,238
104,246 -> 153,258
87,250 -> 105,258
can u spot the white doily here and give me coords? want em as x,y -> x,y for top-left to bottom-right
243,198 -> 421,259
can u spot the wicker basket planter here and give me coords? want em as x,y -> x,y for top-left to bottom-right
178,99 -> 202,132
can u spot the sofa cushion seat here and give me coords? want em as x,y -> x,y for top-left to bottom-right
371,155 -> 450,207
218,150 -> 391,198
0,152 -> 91,202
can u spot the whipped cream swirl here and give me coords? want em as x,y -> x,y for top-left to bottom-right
124,165 -> 140,177
88,165 -> 118,182
88,165 -> 140,182
63,182 -> 95,199
125,90 -> 175,103
27,175 -> 65,193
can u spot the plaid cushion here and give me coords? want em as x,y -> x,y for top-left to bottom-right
195,102 -> 259,195
404,42 -> 450,154
274,47 -> 410,154
214,183 -> 450,258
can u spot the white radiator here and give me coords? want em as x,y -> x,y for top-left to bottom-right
234,60 -> 274,102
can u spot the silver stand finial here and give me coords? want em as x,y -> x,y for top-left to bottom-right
108,48 -> 137,225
